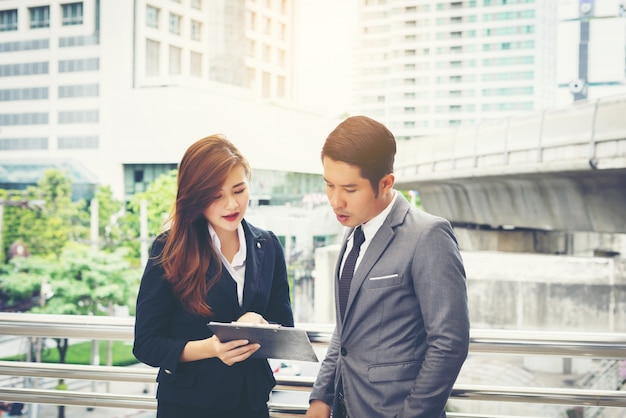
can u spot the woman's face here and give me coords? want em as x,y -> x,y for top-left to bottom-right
203,164 -> 250,236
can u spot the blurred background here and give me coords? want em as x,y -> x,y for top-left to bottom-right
0,0 -> 625,417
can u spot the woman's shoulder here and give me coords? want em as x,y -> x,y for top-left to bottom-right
149,230 -> 170,253
242,220 -> 277,241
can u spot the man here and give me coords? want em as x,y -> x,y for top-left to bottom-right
306,116 -> 470,418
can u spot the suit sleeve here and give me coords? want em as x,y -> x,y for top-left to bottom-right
133,236 -> 188,373
400,218 -> 470,417
309,326 -> 340,406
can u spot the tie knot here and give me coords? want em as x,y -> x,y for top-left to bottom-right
353,226 -> 365,247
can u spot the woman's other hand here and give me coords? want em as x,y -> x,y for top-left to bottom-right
236,311 -> 268,325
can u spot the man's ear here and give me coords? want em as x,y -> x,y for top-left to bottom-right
379,173 -> 395,194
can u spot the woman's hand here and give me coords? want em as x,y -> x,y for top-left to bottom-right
236,311 -> 268,325
206,335 -> 260,366
180,334 -> 259,365
180,312 -> 268,364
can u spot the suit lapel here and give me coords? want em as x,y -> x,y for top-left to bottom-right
342,196 -> 410,326
241,220 -> 265,312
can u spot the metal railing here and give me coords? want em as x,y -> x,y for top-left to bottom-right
0,313 -> 625,416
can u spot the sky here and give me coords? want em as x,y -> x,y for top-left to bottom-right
291,0 -> 357,117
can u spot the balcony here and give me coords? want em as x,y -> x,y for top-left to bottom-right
0,313 -> 624,417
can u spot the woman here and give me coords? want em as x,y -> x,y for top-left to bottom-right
133,134 -> 294,418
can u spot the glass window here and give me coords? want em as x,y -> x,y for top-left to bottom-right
277,76 -> 285,97
263,17 -> 271,35
0,87 -> 48,101
247,11 -> 257,30
58,136 -> 98,149
146,39 -> 160,76
278,49 -> 286,67
191,0 -> 202,10
0,9 -> 18,32
62,2 -> 84,26
59,35 -> 99,47
0,137 -> 48,151
0,62 -> 49,77
191,20 -> 201,41
58,84 -> 99,98
263,44 -> 271,63
58,58 -> 99,72
262,72 -> 271,97
0,113 -> 48,125
58,110 -> 99,124
190,51 -> 202,77
30,6 -> 50,29
169,13 -> 181,35
146,5 -> 159,29
169,45 -> 181,75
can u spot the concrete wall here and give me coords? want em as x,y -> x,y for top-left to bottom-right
455,227 -> 626,256
464,251 -> 626,332
412,170 -> 626,234
312,245 -> 626,333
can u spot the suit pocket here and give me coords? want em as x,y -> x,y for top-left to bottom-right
367,360 -> 421,382
156,363 -> 198,388
363,273 -> 402,289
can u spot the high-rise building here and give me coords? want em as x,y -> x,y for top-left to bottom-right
352,0 -> 560,139
0,0 -> 334,202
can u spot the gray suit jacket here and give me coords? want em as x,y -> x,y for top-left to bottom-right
310,195 -> 470,418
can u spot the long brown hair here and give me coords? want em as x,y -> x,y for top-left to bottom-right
160,134 -> 251,316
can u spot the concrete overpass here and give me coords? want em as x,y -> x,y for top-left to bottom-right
394,94 -> 626,238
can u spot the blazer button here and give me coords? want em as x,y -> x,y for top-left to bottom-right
164,369 -> 173,375
340,347 -> 348,356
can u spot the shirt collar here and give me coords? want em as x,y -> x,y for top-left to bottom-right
208,223 -> 247,268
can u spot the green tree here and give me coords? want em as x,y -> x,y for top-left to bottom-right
119,169 -> 177,259
29,243 -> 140,418
93,185 -> 124,252
32,242 -> 139,316
399,189 -> 423,210
0,254 -> 52,311
1,169 -> 88,260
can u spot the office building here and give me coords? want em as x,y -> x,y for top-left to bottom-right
0,0 -> 334,202
352,0 -> 560,139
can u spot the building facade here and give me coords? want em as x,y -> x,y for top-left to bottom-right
0,0 -> 326,203
351,0 -> 560,139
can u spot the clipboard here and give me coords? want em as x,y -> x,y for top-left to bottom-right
207,322 -> 318,362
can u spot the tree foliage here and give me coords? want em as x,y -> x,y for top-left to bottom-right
0,169 -> 143,314
1,169 -> 88,260
0,243 -> 139,315
30,243 -> 139,316
93,184 -> 124,252
119,169 -> 177,258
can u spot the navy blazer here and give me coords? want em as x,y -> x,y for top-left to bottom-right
133,219 -> 294,410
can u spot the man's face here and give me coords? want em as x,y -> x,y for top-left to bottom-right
323,157 -> 389,227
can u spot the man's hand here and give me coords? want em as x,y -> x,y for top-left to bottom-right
305,400 -> 331,418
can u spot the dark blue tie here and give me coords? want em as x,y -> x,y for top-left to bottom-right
339,226 -> 365,320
